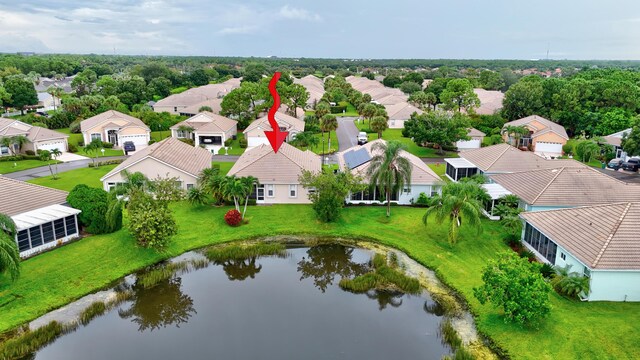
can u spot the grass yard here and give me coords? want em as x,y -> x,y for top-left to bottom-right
56,128 -> 83,146
212,161 -> 234,176
0,203 -> 638,359
335,101 -> 359,117
308,131 -> 339,155
224,133 -> 246,155
57,128 -> 124,156
356,122 -> 458,158
428,163 -> 450,182
27,164 -> 118,191
151,130 -> 171,142
0,160 -> 61,174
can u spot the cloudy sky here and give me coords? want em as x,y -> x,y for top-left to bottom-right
1,0 -> 639,59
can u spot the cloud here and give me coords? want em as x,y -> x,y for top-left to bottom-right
278,5 -> 322,22
218,26 -> 259,35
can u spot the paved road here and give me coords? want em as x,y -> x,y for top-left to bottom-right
212,155 -> 240,162
336,117 -> 360,152
3,156 -> 126,181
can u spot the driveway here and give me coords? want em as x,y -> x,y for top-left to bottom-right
336,117 -> 360,152
595,167 -> 640,184
57,153 -> 89,162
4,156 -> 126,181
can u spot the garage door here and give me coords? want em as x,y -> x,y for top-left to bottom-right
456,139 -> 481,150
120,134 -> 149,147
535,142 -> 563,154
37,140 -> 66,153
247,136 -> 269,148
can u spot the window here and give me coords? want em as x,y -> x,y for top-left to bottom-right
29,226 -> 43,247
90,133 -> 102,141
403,186 -> 411,194
522,223 -> 557,263
0,146 -> 8,155
17,230 -> 30,252
266,184 -> 274,197
289,184 -> 297,198
174,107 -> 178,112
107,182 -> 117,191
65,216 -> 77,236
583,267 -> 591,278
42,222 -> 55,243
54,219 -> 66,239
186,184 -> 195,190
177,130 -> 187,138
560,252 -> 566,260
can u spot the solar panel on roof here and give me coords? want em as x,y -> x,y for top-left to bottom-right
344,148 -> 371,169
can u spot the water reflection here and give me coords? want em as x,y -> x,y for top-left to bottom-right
213,257 -> 262,281
365,289 -> 404,310
118,277 -> 196,332
297,244 -> 370,292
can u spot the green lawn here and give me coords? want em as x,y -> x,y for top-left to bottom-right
0,160 -> 61,175
1,202 -> 638,359
212,161 -> 234,176
27,164 -> 117,191
56,128 -> 83,146
224,133 -> 246,155
356,122 -> 458,158
151,130 -> 171,142
308,131 -> 338,155
57,128 -> 124,156
427,163 -> 450,182
335,101 -> 359,117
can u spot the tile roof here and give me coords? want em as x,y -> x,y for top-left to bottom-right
27,126 -> 68,142
490,167 -> 640,206
473,89 -> 504,115
467,128 -> 486,137
521,203 -> 640,270
603,128 -> 632,148
459,143 -> 584,173
503,115 -> 569,140
80,110 -> 150,133
170,112 -> 237,133
244,112 -> 306,134
101,137 -> 211,179
0,119 -> 67,142
227,143 -> 321,184
384,102 -> 423,120
153,78 -> 241,108
293,75 -> 325,105
0,176 -> 70,216
179,98 -> 224,115
336,139 -> 442,185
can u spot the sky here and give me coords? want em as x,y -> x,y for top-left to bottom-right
0,0 -> 640,59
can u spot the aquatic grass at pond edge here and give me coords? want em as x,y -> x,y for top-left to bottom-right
203,242 -> 287,262
339,253 -> 421,294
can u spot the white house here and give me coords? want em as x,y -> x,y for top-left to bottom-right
337,139 -> 443,205
80,110 -> 150,149
170,112 -> 237,154
0,118 -> 69,156
603,128 -> 632,161
456,128 -> 485,150
243,113 -> 305,148
0,176 -> 80,257
521,203 -> 640,302
227,143 -> 321,204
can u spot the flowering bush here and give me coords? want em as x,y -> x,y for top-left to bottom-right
224,209 -> 242,227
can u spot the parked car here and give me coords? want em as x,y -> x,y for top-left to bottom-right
607,158 -> 624,170
123,141 -> 136,153
357,132 -> 368,145
622,158 -> 640,172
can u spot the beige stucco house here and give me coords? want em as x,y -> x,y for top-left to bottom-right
227,143 -> 321,204
243,113 -> 305,148
502,115 -> 568,157
384,102 -> 423,129
80,110 -> 151,149
100,137 -> 211,191
152,78 -> 241,115
0,118 -> 69,156
170,112 -> 237,154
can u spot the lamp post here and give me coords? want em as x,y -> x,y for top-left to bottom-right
101,148 -> 105,158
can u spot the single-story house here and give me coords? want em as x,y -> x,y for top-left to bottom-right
0,176 -> 81,257
170,112 -> 237,154
444,143 -> 584,182
502,115 -> 569,157
293,75 -> 325,108
80,110 -> 151,149
152,78 -> 241,115
473,89 -> 504,115
178,98 -> 224,117
384,102 -> 423,129
603,128 -> 632,161
521,203 -> 640,302
456,128 -> 485,150
490,166 -> 640,212
337,139 -> 443,205
100,137 -> 211,191
227,142 -> 321,204
0,118 -> 69,156
243,112 -> 305,148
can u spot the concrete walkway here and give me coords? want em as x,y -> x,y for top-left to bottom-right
3,156 -> 126,181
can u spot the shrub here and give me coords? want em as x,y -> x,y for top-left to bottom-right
66,184 -> 110,234
69,120 -> 82,134
415,192 -> 429,206
330,105 -> 347,114
24,150 -> 35,156
239,137 -> 248,148
552,265 -> 590,299
77,140 -> 84,147
102,142 -> 114,149
148,139 -> 156,145
562,142 -> 574,155
88,159 -> 124,168
519,249 -> 536,262
503,233 -> 521,249
67,143 -> 78,153
224,209 -> 242,226
127,190 -> 178,250
224,138 -> 233,147
540,263 -> 555,279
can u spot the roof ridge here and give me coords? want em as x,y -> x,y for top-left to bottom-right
531,167 -> 566,204
484,144 -> 512,170
0,176 -> 68,195
229,145 -> 273,175
592,202 -> 633,268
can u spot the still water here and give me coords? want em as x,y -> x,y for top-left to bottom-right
33,244 -> 452,360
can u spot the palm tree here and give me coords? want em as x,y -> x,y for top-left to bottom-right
290,131 -> 319,150
361,103 -> 378,128
320,114 -> 338,153
422,182 -> 486,244
552,265 -> 590,298
222,176 -> 245,212
0,137 -> 14,155
114,170 -> 150,196
366,140 -> 412,217
502,125 -> 530,148
370,116 -> 388,139
50,148 -> 62,178
84,138 -> 103,167
240,176 -> 257,219
199,167 -> 225,204
47,85 -> 63,111
11,135 -> 30,154
187,186 -> 208,205
0,213 -> 20,281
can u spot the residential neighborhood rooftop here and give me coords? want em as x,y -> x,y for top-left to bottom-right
503,114 -> 569,140
490,167 -> 640,206
521,202 -> 640,270
244,112 -> 306,134
170,112 -> 237,133
101,137 -> 212,180
0,176 -> 70,216
603,128 -> 632,148
80,110 -> 149,133
227,142 -> 320,184
473,89 -> 504,115
458,143 -> 583,172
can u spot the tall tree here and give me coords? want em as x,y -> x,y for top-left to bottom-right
370,115 -> 388,139
501,125 -> 530,148
4,77 -> 38,115
439,78 -> 480,112
478,70 -> 505,90
366,140 -> 412,217
422,182 -> 487,244
320,114 -> 338,153
622,118 -> 640,156
502,76 -> 545,120
402,111 -> 470,154
0,213 -> 20,282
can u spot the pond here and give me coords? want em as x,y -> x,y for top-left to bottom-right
26,242 -> 469,359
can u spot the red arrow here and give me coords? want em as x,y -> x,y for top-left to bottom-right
264,72 -> 288,153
